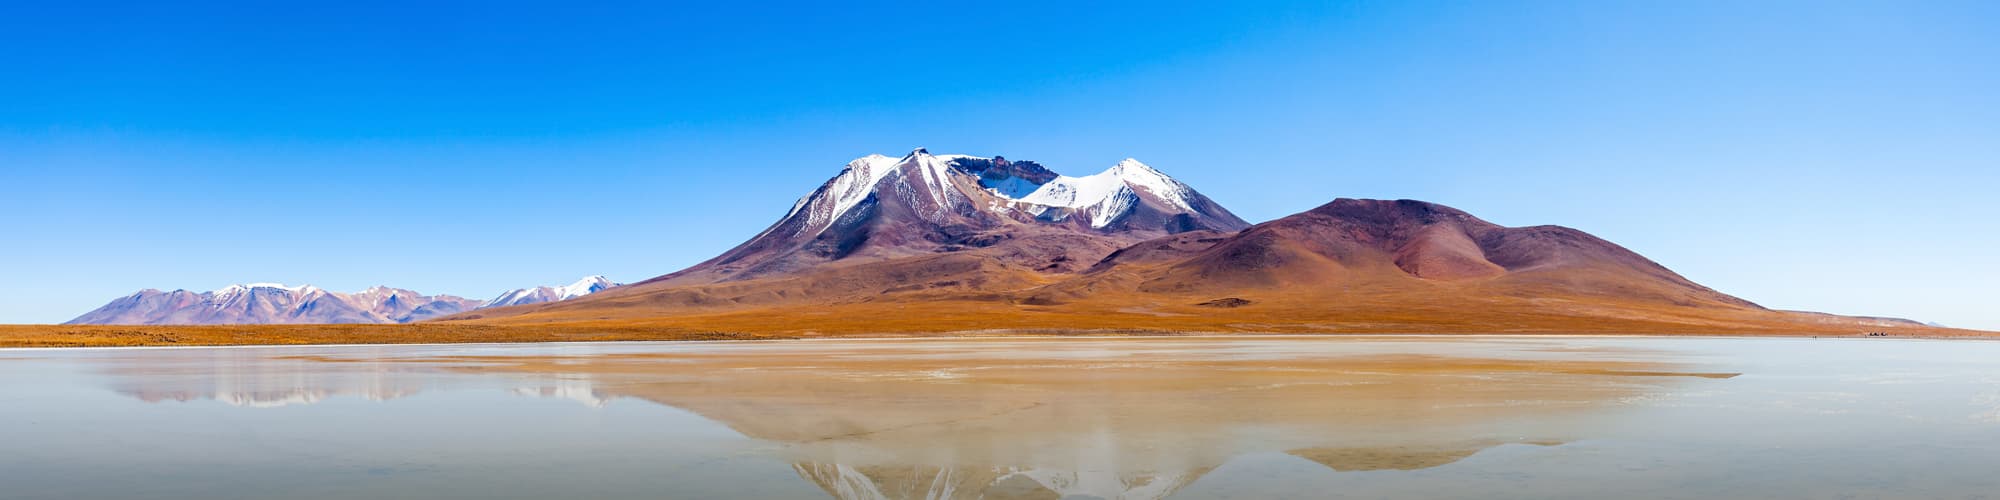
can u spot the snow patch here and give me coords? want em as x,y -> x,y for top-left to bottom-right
1010,158 -> 1192,228
482,275 -> 619,308
980,176 -> 1044,198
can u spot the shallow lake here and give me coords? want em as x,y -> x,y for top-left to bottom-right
3,336 -> 1998,499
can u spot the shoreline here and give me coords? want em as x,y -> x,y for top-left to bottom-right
1,330 -> 1989,352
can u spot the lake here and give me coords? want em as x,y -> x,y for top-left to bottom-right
3,336 -> 1998,499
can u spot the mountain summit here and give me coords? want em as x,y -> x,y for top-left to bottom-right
657,149 -> 1247,283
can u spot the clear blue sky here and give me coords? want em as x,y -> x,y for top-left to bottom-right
3,1 -> 1996,328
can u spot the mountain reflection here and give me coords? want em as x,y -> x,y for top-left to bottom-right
92,339 -> 1726,499
791,462 -> 1207,500
102,349 -> 620,409
103,349 -> 427,407
452,339 -> 1722,500
510,377 -> 616,408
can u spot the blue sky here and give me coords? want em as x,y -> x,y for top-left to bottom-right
3,1 -> 1996,329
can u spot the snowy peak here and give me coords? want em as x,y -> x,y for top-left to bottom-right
680,150 -> 1250,283
1007,157 -> 1205,228
482,276 -> 622,309
898,147 -> 972,222
66,283 -> 483,325
771,148 -> 987,241
67,277 -> 621,325
1107,158 -> 1197,211
557,275 -> 616,300
214,282 -> 319,297
786,149 -> 1237,233
776,153 -> 904,235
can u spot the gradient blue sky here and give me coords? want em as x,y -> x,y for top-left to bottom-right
3,1 -> 1996,328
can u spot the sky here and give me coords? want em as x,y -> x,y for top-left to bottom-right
2,1 -> 1996,329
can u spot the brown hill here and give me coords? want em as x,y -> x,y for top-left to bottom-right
1084,198 -> 1756,309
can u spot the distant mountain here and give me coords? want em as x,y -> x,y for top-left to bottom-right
68,277 -> 618,325
446,150 -> 1943,335
349,286 -> 490,323
482,276 -> 620,308
67,284 -> 480,325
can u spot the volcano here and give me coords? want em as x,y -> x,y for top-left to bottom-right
443,151 -> 1933,336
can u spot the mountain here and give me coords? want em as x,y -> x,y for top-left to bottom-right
1043,198 -> 1758,308
449,150 -> 1939,335
650,148 -> 1247,284
67,284 -> 479,325
68,277 -> 618,325
346,286 -> 486,323
482,276 -> 620,308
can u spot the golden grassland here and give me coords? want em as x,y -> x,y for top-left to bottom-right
440,279 -> 1994,337
5,293 -> 1989,348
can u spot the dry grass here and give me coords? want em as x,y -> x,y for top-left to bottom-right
444,277 -> 1992,337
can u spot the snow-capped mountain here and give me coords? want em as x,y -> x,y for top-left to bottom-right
66,283 -> 483,325
769,149 -> 1240,240
481,276 -> 620,308
67,277 -> 618,325
659,148 -> 1248,283
347,286 -> 488,323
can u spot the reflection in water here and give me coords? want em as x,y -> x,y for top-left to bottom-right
66,338 -> 1752,498
792,462 -> 1206,500
510,376 -> 616,408
81,338 -> 1746,500
103,350 -> 427,407
104,350 -> 626,409
15,338 -> 2000,499
434,340 -> 1721,499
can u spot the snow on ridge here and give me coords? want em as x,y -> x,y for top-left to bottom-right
556,275 -> 615,300
903,148 -> 970,223
1008,157 -> 1196,228
782,150 -> 1208,232
217,282 -> 315,295
789,148 -> 995,237
73,278 -> 610,325
1108,158 -> 1196,212
482,275 -> 620,308
790,153 -> 904,238
981,175 -> 1043,198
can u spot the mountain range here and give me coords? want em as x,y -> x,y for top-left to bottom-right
68,276 -> 619,325
440,149 -> 1929,335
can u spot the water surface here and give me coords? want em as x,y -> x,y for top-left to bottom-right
3,336 -> 1998,499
